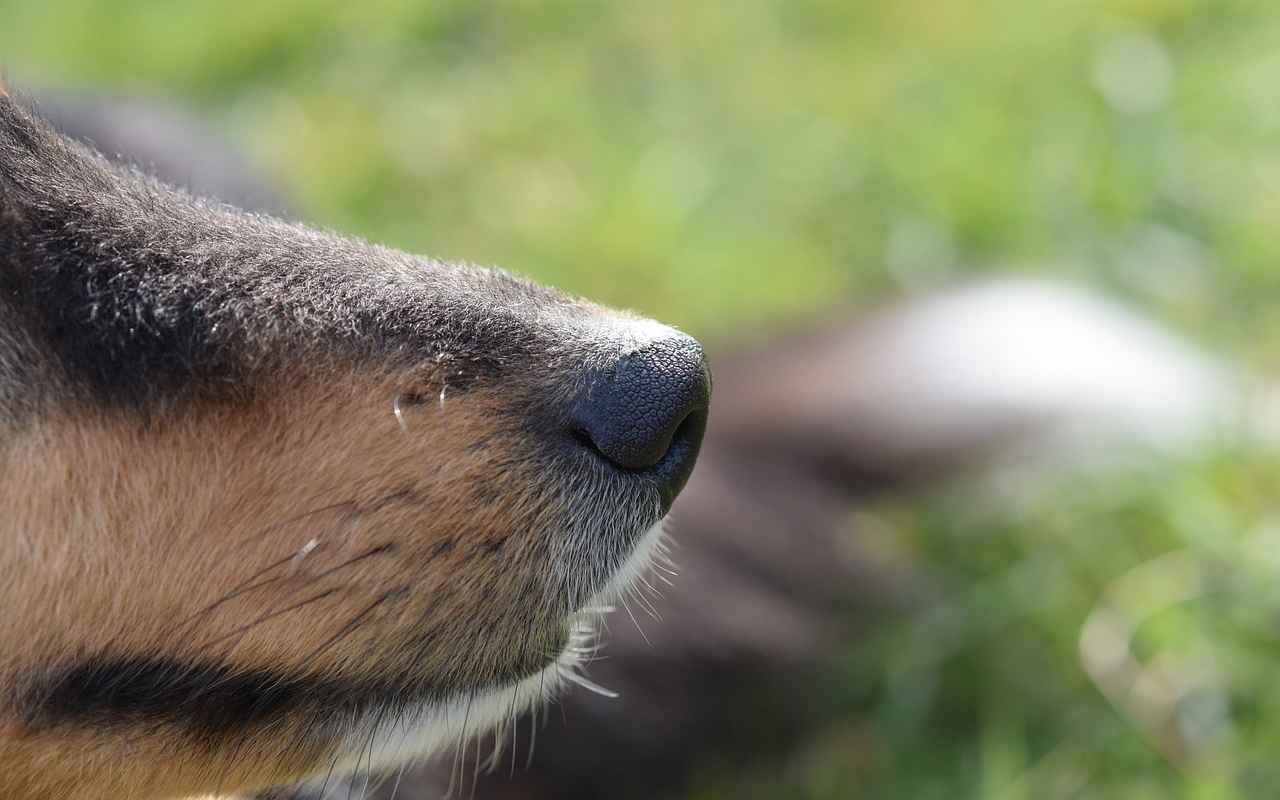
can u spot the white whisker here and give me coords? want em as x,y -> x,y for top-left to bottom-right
557,667 -> 620,699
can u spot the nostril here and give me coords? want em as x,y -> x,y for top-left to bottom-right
670,407 -> 702,449
570,332 -> 710,474
570,425 -> 598,453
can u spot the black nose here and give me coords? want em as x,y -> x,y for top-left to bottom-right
571,332 -> 710,500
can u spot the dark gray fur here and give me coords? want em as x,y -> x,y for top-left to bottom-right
0,94 -> 598,421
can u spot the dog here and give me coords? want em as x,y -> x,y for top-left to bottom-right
26,86 -> 1234,799
0,84 -> 711,800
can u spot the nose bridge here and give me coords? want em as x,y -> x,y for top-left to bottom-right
611,316 -> 690,354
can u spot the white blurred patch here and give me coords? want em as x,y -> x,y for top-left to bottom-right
1093,32 -> 1175,115
852,280 -> 1237,471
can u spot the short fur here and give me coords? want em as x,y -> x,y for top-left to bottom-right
0,87 -> 703,799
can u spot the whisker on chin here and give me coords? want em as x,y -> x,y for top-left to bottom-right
177,542 -> 399,652
169,550 -> 301,636
444,688 -> 477,800
557,666 -> 620,700
619,594 -> 651,647
526,672 -> 543,770
301,586 -> 410,666
198,587 -> 343,652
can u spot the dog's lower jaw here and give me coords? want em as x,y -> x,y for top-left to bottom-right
322,626 -> 588,786
318,519 -> 669,784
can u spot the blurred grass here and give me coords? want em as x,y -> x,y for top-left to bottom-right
688,448 -> 1280,799
6,1 -> 1280,797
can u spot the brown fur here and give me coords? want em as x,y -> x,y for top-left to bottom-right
0,364 -> 588,797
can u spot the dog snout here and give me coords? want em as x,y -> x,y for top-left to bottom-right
570,329 -> 710,500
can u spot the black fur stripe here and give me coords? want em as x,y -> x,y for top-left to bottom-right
24,657 -> 377,738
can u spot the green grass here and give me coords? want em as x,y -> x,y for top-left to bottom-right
688,449 -> 1280,799
6,1 -> 1280,796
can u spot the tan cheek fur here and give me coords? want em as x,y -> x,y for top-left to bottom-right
0,369 -> 574,799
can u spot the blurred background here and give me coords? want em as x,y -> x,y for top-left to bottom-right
7,1 -> 1280,797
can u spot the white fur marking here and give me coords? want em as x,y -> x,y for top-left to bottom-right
328,518 -> 669,778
